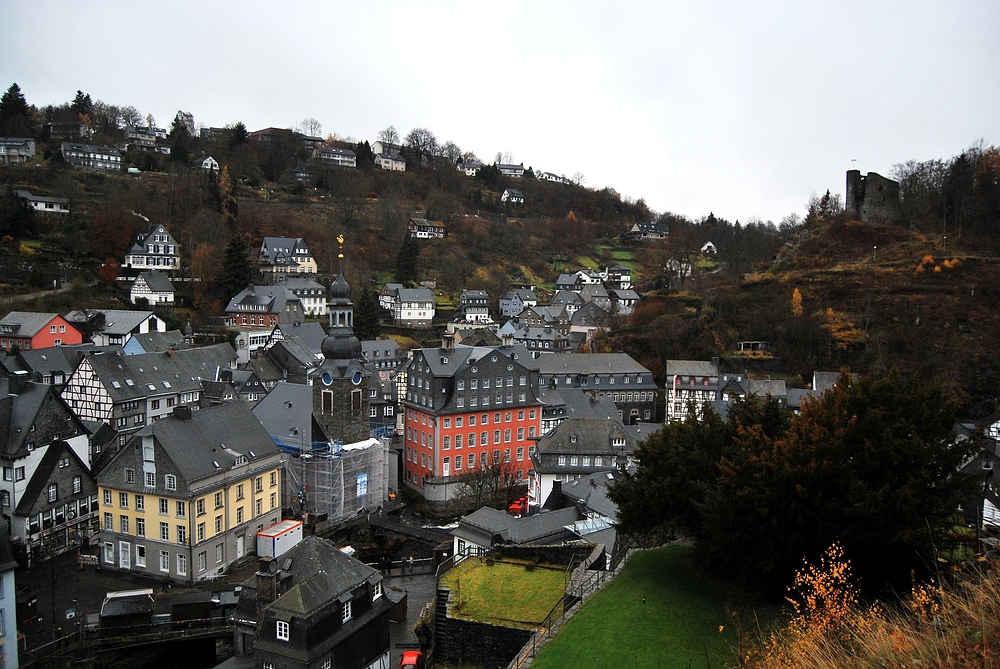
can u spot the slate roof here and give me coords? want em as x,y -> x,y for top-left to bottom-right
560,469 -> 624,521
360,339 -> 401,362
609,288 -> 640,301
454,506 -> 580,546
499,289 -> 538,302
15,440 -> 90,516
0,312 -> 62,337
83,344 -> 237,403
550,290 -> 584,307
101,591 -> 155,618
273,322 -> 326,355
252,381 -> 325,445
125,330 -> 187,354
121,401 -> 280,486
260,237 -> 311,266
63,309 -> 157,337
665,359 -> 720,378
534,417 -> 635,459
0,380 -> 72,457
536,352 -> 651,376
542,388 -> 621,421
241,535 -> 379,617
137,271 -> 175,293
225,285 -> 301,314
17,343 -> 98,376
15,190 -> 69,206
571,302 -> 611,327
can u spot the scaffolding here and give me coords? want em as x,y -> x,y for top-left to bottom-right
278,436 -> 389,526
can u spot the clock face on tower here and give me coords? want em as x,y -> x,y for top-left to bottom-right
321,371 -> 333,386
352,371 -> 363,385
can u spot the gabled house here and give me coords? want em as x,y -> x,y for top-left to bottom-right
458,289 -> 492,323
232,534 -> 399,669
379,284 -> 436,327
0,377 -> 95,561
65,309 -> 166,347
61,343 -> 238,441
122,330 -> 188,356
275,276 -> 327,316
554,273 -> 583,292
622,221 -> 669,241
375,153 -> 405,171
226,285 -> 305,329
0,312 -> 83,351
579,284 -> 611,312
269,322 -> 327,357
701,241 -> 717,255
457,159 -> 483,176
609,288 -> 640,315
95,402 -> 284,581
498,289 -> 538,318
191,155 -> 219,172
501,188 -> 524,205
570,301 -> 612,342
312,146 -> 357,168
550,290 -> 584,317
510,325 -> 570,354
15,189 -> 69,215
123,224 -> 181,272
402,341 -> 542,496
130,271 -> 176,306
0,137 -> 36,164
537,353 -> 658,425
665,358 -> 721,422
536,171 -> 571,185
360,339 -> 405,382
602,264 -> 632,290
407,218 -> 445,239
3,343 -> 98,387
498,163 -> 525,178
527,416 -> 637,508
452,506 -> 580,556
258,237 -> 318,277
60,142 -> 122,171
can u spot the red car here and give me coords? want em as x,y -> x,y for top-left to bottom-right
399,650 -> 424,669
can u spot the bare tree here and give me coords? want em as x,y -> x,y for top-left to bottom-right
572,171 -> 586,186
378,125 -> 399,146
404,127 -> 438,165
120,105 -> 143,128
298,117 -> 322,137
145,112 -> 156,128
441,141 -> 462,163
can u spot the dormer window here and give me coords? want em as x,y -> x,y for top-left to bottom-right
570,434 -> 577,443
276,620 -> 289,641
373,581 -> 383,599
342,600 -> 352,623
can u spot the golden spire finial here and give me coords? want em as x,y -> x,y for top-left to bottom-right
337,234 -> 345,259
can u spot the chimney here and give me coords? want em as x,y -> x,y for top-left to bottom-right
172,405 -> 192,420
502,333 -> 514,347
441,332 -> 455,351
255,560 -> 281,623
711,356 -> 720,372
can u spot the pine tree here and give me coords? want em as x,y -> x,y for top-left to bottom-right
394,233 -> 419,285
220,235 -> 252,300
0,83 -> 34,137
353,284 -> 381,340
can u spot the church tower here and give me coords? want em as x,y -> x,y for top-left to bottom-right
310,239 -> 373,445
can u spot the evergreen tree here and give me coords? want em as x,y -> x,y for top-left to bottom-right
353,284 -> 381,340
219,235 -> 252,300
70,90 -> 93,117
219,165 -> 238,226
0,184 -> 35,238
0,83 -> 34,137
394,233 -> 419,285
227,122 -> 249,150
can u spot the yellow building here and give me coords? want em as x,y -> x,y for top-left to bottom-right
96,403 -> 284,582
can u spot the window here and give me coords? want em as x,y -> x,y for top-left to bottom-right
270,472 -> 277,487
558,455 -> 567,466
444,418 -> 451,428
517,427 -> 524,441
216,543 -> 223,564
120,515 -> 129,533
493,430 -> 500,444
126,469 -> 135,483
198,551 -> 207,572
455,434 -> 462,448
136,545 -> 146,567
145,471 -> 155,487
517,447 -> 524,461
197,523 -> 205,542
176,501 -> 185,517
342,600 -> 352,623
255,477 -> 263,493
276,620 -> 289,641
177,554 -> 187,575
48,484 -> 58,503
468,432 -> 476,447
237,507 -> 244,524
177,525 -> 187,544
236,484 -> 244,501
504,429 -> 511,443
119,492 -> 128,508
373,581 -> 383,599
160,522 -> 169,541
14,467 -> 23,481
135,494 -> 144,510
104,512 -> 113,530
255,499 -> 262,516
165,474 -> 176,491
104,490 -> 112,506
159,498 -> 168,514
215,516 -> 222,533
493,450 -> 501,464
443,436 -> 450,449
196,499 -> 205,516
136,517 -> 145,537
270,492 -> 276,509
215,491 -> 223,508
104,542 -> 114,564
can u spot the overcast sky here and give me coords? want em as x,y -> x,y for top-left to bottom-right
3,1 -> 998,223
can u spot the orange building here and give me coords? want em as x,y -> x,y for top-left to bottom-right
0,312 -> 83,351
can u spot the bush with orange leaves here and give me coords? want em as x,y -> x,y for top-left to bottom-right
740,544 -> 1000,669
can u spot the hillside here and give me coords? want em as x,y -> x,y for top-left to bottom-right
601,218 -> 1000,417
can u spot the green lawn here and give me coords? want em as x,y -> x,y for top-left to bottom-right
530,545 -> 735,669
440,559 -> 565,628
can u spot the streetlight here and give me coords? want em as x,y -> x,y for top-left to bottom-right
943,235 -> 948,255
873,245 -> 877,263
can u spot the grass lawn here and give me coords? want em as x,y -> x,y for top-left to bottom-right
530,545 -> 735,669
440,559 -> 565,628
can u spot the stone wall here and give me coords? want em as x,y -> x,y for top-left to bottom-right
434,615 -> 533,669
846,170 -> 904,225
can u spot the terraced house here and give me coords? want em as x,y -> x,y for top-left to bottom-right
402,338 -> 542,499
60,344 -> 238,446
96,402 -> 283,582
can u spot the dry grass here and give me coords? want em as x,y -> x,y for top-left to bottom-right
740,545 -> 1000,669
